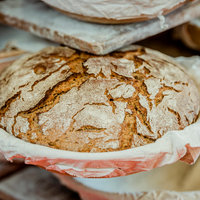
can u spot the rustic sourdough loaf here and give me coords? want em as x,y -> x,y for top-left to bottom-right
0,46 -> 199,152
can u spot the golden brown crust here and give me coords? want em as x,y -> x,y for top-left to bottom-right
0,46 -> 199,152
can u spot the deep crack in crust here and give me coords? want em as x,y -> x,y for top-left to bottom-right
0,46 -> 199,152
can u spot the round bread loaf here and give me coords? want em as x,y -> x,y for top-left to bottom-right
41,0 -> 191,24
0,46 -> 199,152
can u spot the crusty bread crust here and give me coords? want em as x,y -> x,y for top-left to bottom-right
48,0 -> 190,24
0,46 -> 199,152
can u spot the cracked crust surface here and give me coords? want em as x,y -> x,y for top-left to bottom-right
0,46 -> 199,152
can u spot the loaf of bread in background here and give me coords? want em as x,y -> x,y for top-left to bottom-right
173,17 -> 200,51
0,46 -> 199,152
41,0 -> 192,24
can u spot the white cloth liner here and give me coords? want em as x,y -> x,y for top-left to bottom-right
75,159 -> 200,193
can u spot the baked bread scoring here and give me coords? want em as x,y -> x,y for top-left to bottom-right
0,46 -> 199,152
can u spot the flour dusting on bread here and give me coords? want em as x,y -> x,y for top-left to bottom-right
0,46 -> 199,152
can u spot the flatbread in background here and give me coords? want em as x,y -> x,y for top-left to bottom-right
0,0 -> 200,54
